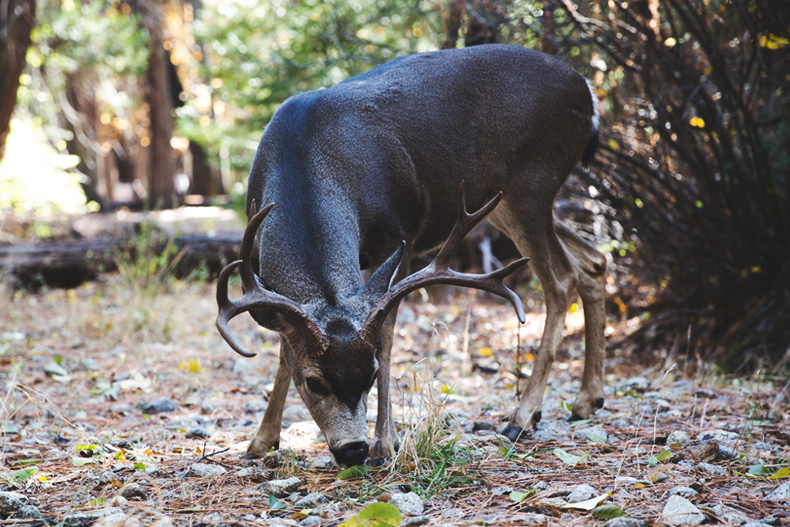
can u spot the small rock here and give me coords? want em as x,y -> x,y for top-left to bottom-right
491,487 -> 514,495
200,401 -> 218,414
0,491 -> 40,517
390,491 -> 424,516
693,389 -> 716,399
294,492 -> 328,508
309,455 -> 335,470
265,476 -> 302,498
61,508 -> 125,527
672,440 -> 719,463
109,402 -> 133,415
16,505 -> 42,519
710,503 -> 750,525
668,487 -> 698,499
43,360 -> 69,377
472,420 -> 496,432
263,448 -> 298,468
187,462 -> 227,477
666,430 -> 692,448
623,376 -> 650,392
566,484 -> 598,503
185,427 -> 211,439
523,514 -> 549,525
604,519 -> 648,527
767,481 -> 790,500
697,429 -> 739,444
662,495 -> 705,526
532,419 -> 571,441
121,485 -> 149,500
282,405 -> 311,424
742,522 -> 773,527
142,397 -> 178,414
203,512 -> 224,523
95,470 -> 123,488
299,516 -> 323,526
235,466 -> 267,480
403,516 -> 431,527
440,507 -> 465,520
698,462 -> 727,476
245,400 -> 268,413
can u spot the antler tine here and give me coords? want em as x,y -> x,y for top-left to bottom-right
239,199 -> 274,292
361,183 -> 529,341
215,201 -> 329,357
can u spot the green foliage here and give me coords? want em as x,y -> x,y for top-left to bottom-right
112,218 -> 183,340
339,502 -> 402,527
177,0 -> 442,173
18,1 -> 148,150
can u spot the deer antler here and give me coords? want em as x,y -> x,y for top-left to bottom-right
360,182 -> 529,342
216,200 -> 328,357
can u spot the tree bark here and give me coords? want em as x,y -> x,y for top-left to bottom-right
0,0 -> 35,162
141,1 -> 176,209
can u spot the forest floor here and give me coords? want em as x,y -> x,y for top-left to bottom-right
1,271 -> 789,526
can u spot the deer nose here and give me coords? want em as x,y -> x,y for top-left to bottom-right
333,441 -> 369,467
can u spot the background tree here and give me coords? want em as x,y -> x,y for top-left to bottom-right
0,0 -> 35,163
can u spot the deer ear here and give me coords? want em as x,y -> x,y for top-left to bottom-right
359,241 -> 405,304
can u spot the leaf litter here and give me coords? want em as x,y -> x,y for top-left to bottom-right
1,279 -> 789,526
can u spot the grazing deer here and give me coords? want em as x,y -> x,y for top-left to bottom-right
216,44 -> 606,467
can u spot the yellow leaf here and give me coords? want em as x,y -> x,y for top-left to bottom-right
178,359 -> 202,373
38,475 -> 48,482
568,302 -> 580,314
760,34 -> 789,49
769,467 -> 790,480
478,347 -> 493,357
664,37 -> 677,47
689,117 -> 705,128
607,138 -> 619,151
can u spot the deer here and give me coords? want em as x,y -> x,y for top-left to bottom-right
216,44 -> 606,467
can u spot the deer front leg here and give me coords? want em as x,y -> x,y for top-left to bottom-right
244,349 -> 291,458
369,320 -> 399,466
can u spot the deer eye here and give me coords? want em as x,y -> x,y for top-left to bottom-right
306,377 -> 330,397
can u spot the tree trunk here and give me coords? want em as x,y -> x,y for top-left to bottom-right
141,1 -> 176,209
0,0 -> 35,162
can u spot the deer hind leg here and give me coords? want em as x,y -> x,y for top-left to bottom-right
244,347 -> 291,458
554,219 -> 607,420
491,206 -> 578,441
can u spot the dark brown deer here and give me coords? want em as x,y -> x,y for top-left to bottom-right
216,44 -> 606,467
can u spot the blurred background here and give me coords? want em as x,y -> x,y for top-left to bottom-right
1,0 -> 788,373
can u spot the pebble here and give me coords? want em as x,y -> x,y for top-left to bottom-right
668,486 -> 698,499
95,470 -> 122,488
187,462 -> 227,477
109,402 -> 133,415
390,491 -> 424,516
693,389 -> 716,399
0,491 -> 40,517
121,485 -> 149,500
662,495 -> 705,526
265,476 -> 302,498
61,508 -> 125,527
472,420 -> 496,432
698,462 -> 727,476
623,376 -> 650,392
294,492 -> 328,508
185,426 -> 211,439
666,430 -> 691,448
403,516 -> 431,527
767,481 -> 790,500
574,427 -> 609,443
697,429 -> 739,444
710,503 -> 750,525
245,400 -> 268,413
142,397 -> 178,414
263,448 -> 298,468
566,484 -> 598,503
43,360 -> 69,377
309,455 -> 335,470
532,419 -> 571,441
299,516 -> 323,526
282,405 -> 311,424
604,519 -> 648,527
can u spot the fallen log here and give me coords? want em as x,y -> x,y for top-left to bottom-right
0,231 -> 244,289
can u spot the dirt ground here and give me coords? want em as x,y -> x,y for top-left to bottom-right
1,275 -> 789,526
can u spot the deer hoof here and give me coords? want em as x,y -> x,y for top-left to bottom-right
500,424 -> 526,443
